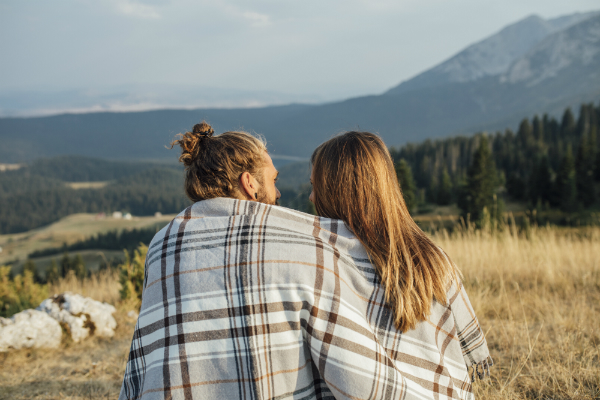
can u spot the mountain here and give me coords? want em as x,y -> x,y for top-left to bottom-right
0,85 -> 329,118
387,12 -> 597,95
1,11 -> 599,163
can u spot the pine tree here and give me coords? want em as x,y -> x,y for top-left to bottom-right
60,252 -> 71,278
437,167 -> 453,205
46,259 -> 60,283
517,119 -> 534,148
428,174 -> 439,204
575,136 -> 596,207
395,159 -> 417,213
575,104 -> 591,139
22,259 -> 40,283
561,108 -> 576,144
72,254 -> 86,279
555,147 -> 577,212
506,172 -> 526,200
532,115 -> 544,143
528,156 -> 553,206
595,150 -> 600,182
459,136 -> 498,225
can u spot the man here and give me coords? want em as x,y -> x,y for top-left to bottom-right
167,121 -> 281,206
119,123 -> 490,400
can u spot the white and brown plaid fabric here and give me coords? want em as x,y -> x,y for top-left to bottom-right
119,198 -> 492,400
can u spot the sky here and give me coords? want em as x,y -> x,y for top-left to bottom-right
1,0 -> 599,110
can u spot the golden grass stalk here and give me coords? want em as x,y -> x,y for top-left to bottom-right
48,269 -> 121,305
1,225 -> 598,399
432,225 -> 600,399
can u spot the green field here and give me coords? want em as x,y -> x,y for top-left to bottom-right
0,213 -> 175,274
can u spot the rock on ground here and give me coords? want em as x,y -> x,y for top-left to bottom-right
37,293 -> 117,343
0,309 -> 62,352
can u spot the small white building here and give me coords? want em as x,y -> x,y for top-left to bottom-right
124,213 -> 132,220
112,211 -> 123,219
155,212 -> 162,218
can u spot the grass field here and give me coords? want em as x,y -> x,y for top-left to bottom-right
65,182 -> 110,190
1,224 -> 599,399
0,213 -> 176,271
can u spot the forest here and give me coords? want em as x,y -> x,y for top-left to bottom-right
0,159 -> 190,234
28,226 -> 161,259
1,102 -> 599,234
390,102 -> 600,219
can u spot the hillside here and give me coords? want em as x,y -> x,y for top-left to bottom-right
0,158 -> 189,234
0,155 -> 314,234
1,11 -> 599,162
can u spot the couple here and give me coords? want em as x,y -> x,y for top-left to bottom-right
119,122 -> 492,400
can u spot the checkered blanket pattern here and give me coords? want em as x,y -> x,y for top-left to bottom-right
119,198 -> 491,400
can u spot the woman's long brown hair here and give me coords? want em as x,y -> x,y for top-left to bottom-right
311,131 -> 459,332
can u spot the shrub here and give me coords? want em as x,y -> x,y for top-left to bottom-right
22,259 -> 42,283
0,266 -> 48,318
118,244 -> 147,307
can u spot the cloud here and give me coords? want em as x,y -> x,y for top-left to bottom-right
242,11 -> 271,27
114,0 -> 161,19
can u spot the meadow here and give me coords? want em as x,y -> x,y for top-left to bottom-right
1,224 -> 599,399
0,213 -> 175,274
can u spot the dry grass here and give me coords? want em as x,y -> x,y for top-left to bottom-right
47,269 -> 122,306
434,225 -> 600,399
1,226 -> 599,399
0,269 -> 134,400
65,182 -> 110,190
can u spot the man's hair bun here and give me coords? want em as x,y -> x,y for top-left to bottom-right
170,121 -> 214,167
170,122 -> 268,202
193,122 -> 214,137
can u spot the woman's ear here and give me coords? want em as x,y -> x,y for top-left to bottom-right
239,171 -> 257,200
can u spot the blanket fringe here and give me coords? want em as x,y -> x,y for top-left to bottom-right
469,356 -> 494,382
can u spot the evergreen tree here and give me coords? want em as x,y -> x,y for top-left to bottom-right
72,254 -> 86,279
22,259 -> 41,283
517,119 -> 534,148
575,104 -> 591,139
561,108 -> 576,138
60,252 -> 71,278
459,136 -> 498,225
575,136 -> 596,207
532,115 -> 544,142
506,172 -> 526,200
46,259 -> 60,283
595,150 -> 600,182
395,159 -> 417,213
427,174 -> 439,203
437,167 -> 453,205
555,147 -> 577,212
528,156 -> 553,206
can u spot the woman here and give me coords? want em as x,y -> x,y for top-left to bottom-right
309,131 -> 492,398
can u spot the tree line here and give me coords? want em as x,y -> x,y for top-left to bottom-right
29,226 -> 161,258
392,102 -> 600,219
2,103 -> 599,234
0,167 -> 190,234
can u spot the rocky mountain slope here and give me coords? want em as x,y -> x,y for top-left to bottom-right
387,11 -> 598,94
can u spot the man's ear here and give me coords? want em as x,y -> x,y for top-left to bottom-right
239,171 -> 257,200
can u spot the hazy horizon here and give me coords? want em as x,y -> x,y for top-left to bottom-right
1,0 -> 599,117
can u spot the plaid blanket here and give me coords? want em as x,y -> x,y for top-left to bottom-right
119,198 -> 492,400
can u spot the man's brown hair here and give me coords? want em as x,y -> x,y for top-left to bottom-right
170,121 -> 267,202
311,131 -> 459,333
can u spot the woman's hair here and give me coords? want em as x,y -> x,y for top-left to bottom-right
170,121 -> 267,202
311,131 -> 459,332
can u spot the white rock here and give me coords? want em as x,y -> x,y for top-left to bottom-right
0,309 -> 62,352
37,293 -> 117,342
